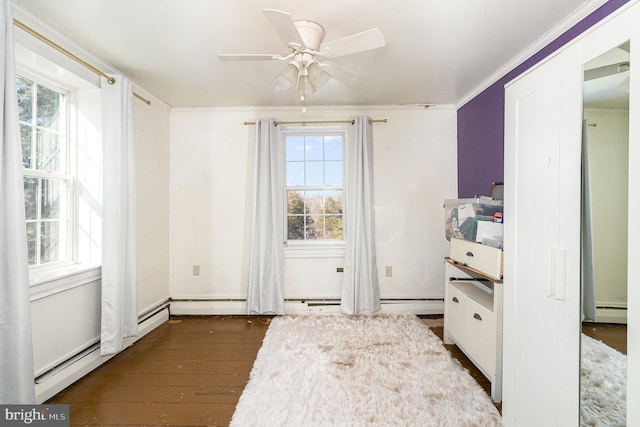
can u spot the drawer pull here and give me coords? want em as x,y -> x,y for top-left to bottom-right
473,313 -> 483,321
452,297 -> 459,303
466,251 -> 474,257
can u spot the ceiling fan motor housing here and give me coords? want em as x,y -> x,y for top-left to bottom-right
293,20 -> 325,52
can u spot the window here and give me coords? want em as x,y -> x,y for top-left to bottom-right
284,131 -> 344,242
18,75 -> 72,268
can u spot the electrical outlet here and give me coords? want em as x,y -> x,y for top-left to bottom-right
193,265 -> 200,276
385,266 -> 392,277
337,267 -> 344,272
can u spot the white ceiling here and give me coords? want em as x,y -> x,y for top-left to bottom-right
14,0 -> 607,108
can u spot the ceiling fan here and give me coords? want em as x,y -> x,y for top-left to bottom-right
583,41 -> 630,92
217,9 -> 386,99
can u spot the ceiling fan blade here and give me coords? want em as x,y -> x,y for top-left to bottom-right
619,41 -> 630,53
584,61 -> 630,81
217,53 -> 287,61
262,9 -> 305,49
322,61 -> 365,85
320,28 -> 385,58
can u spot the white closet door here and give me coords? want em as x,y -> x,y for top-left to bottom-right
503,45 -> 582,427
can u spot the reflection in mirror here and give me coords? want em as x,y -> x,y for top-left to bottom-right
580,41 -> 629,426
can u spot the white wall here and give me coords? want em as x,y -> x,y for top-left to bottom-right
135,94 -> 172,313
169,106 -> 458,308
584,108 -> 628,320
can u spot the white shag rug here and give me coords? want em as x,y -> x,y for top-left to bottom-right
231,314 -> 502,427
580,333 -> 627,427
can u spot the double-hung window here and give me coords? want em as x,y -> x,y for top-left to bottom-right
18,74 -> 72,268
284,129 -> 345,245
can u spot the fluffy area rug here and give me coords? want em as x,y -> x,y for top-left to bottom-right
231,314 -> 502,426
580,333 -> 627,427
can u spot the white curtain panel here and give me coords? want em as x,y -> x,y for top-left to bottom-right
581,119 -> 597,322
100,75 -> 138,355
0,0 -> 36,403
247,119 -> 285,315
341,116 -> 381,315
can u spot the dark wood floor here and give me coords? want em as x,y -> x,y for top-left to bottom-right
47,315 -> 626,426
581,322 -> 627,354
47,316 -> 271,426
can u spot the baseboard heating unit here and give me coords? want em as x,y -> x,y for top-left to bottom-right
34,303 -> 169,403
170,299 -> 444,316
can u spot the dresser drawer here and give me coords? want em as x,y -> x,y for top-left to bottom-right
445,284 -> 466,343
464,301 -> 496,376
450,238 -> 502,279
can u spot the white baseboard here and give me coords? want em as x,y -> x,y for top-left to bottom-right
170,299 -> 444,316
596,307 -> 627,324
170,300 -> 247,315
35,306 -> 169,403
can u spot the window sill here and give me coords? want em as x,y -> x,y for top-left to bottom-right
284,245 -> 346,258
30,264 -> 102,302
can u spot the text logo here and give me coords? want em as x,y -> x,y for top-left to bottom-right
0,405 -> 69,426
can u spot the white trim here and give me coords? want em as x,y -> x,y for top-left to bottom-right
171,104 -> 457,113
29,265 -> 101,301
457,0 -> 614,108
596,307 -> 628,323
284,246 -> 345,258
169,299 -> 444,316
504,0 -> 638,92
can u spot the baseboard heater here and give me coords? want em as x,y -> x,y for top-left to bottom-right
306,299 -> 444,314
34,302 -> 170,403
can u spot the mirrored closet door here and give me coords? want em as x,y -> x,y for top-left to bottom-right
580,41 -> 629,426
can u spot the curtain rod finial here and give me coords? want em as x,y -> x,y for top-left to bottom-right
108,77 -> 116,85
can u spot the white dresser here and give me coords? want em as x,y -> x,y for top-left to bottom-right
444,238 -> 503,403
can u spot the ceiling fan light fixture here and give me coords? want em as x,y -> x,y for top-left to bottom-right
275,62 -> 300,89
308,61 -> 331,89
296,65 -> 316,96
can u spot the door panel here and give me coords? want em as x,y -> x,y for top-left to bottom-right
504,47 -> 581,427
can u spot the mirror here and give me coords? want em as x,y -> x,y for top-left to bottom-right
580,41 -> 629,426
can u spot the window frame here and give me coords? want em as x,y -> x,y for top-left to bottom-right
18,70 -> 76,273
281,125 -> 348,249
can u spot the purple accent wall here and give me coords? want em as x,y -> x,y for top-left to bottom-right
456,0 -> 629,198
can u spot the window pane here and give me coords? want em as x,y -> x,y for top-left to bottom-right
284,132 -> 344,242
26,222 -> 37,265
325,161 -> 342,186
36,84 -> 62,130
41,179 -> 61,219
21,125 -> 33,168
325,215 -> 343,240
324,136 -> 342,160
286,136 -> 305,161
287,190 -> 305,215
36,129 -> 61,171
305,161 -> 323,186
305,136 -> 323,161
325,190 -> 342,214
306,215 -> 324,240
287,216 -> 305,240
24,177 -> 38,220
16,76 -> 33,123
41,221 -> 60,263
305,191 -> 324,214
286,162 -> 304,186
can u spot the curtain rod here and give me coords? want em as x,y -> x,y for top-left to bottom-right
243,119 -> 388,126
13,19 -> 151,106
